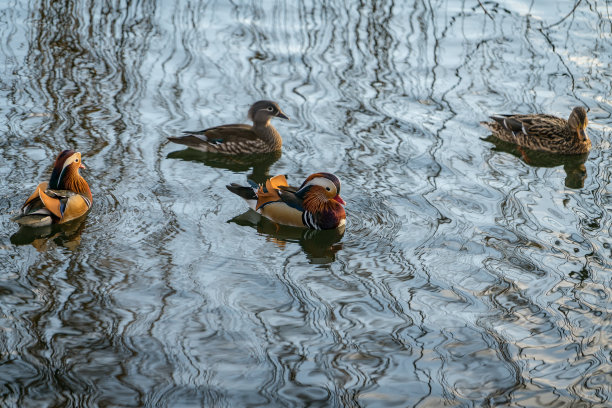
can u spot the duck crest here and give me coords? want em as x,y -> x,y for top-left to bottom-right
49,150 -> 76,189
299,172 -> 340,189
49,150 -> 92,202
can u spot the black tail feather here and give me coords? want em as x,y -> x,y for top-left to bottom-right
226,184 -> 257,200
168,134 -> 207,148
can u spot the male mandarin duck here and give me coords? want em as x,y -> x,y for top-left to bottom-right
168,100 -> 289,154
226,172 -> 346,230
481,106 -> 590,154
13,150 -> 92,227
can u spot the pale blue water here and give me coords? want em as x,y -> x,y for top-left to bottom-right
0,0 -> 611,406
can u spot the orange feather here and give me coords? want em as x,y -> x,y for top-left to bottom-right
22,182 -> 48,211
37,187 -> 63,218
256,175 -> 288,210
61,194 -> 90,222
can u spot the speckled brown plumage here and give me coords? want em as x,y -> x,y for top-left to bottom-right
481,107 -> 590,154
169,100 -> 289,154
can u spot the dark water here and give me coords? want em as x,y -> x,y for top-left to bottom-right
1,0 -> 611,406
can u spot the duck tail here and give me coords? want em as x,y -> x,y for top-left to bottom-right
11,213 -> 53,227
480,120 -> 495,130
226,183 -> 257,200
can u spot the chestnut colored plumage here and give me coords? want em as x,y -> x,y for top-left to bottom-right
227,173 -> 346,230
481,107 -> 590,154
169,100 -> 289,154
13,150 -> 92,227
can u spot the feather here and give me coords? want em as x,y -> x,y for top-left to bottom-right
227,173 -> 346,230
482,107 -> 590,154
14,151 -> 92,227
170,100 -> 288,154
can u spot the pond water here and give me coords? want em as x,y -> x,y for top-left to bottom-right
1,0 -> 611,406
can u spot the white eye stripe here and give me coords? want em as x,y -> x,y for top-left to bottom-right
58,154 -> 80,182
305,177 -> 336,192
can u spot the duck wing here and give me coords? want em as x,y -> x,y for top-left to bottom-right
490,114 -> 564,140
275,189 -> 305,212
15,183 -> 91,226
171,124 -> 258,147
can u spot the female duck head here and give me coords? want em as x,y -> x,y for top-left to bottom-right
567,107 -> 589,142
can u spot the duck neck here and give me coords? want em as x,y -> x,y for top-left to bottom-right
304,191 -> 345,216
566,124 -> 591,152
61,171 -> 93,203
253,119 -> 282,151
304,194 -> 345,229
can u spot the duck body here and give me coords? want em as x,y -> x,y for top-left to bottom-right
169,100 -> 289,154
227,173 -> 346,230
13,150 -> 92,228
481,106 -> 590,154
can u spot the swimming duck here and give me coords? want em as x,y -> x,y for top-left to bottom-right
481,106 -> 590,154
169,100 -> 289,154
227,172 -> 346,230
13,150 -> 92,227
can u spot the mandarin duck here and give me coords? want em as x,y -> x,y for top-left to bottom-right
12,150 -> 92,227
169,100 -> 289,154
481,107 -> 590,154
226,173 -> 346,230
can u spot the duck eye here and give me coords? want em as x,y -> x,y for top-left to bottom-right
267,106 -> 274,111
326,187 -> 331,191
75,158 -> 79,162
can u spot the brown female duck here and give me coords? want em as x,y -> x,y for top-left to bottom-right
169,100 -> 289,154
481,107 -> 590,154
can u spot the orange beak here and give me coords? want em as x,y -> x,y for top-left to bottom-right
333,195 -> 345,205
79,163 -> 86,169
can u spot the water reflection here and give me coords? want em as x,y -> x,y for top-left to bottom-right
0,0 -> 610,405
167,149 -> 281,184
10,218 -> 86,250
22,0 -> 153,155
484,135 -> 589,189
229,211 -> 344,264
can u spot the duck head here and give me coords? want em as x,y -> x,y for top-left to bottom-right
248,100 -> 289,124
297,172 -> 345,208
49,150 -> 91,200
567,107 -> 589,143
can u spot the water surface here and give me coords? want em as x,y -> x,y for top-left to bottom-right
1,0 -> 611,406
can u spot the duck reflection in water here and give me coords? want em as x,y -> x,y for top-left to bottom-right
228,211 -> 344,265
484,135 -> 589,189
166,149 -> 281,185
11,218 -> 86,251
